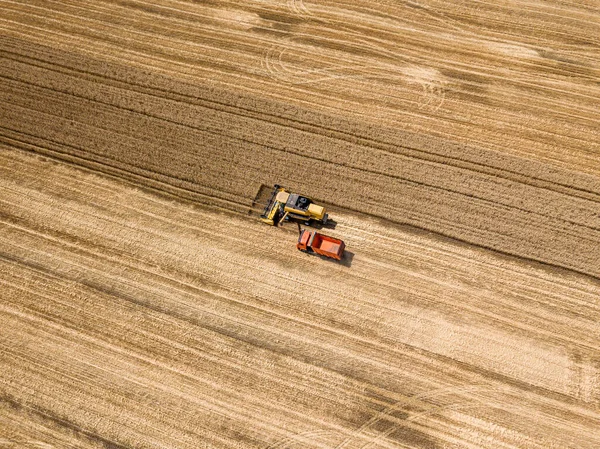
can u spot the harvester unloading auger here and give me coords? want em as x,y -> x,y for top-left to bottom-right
260,184 -> 328,227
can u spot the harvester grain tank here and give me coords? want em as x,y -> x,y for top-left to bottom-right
260,184 -> 328,226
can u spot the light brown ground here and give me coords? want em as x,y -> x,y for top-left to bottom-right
1,0 -> 600,448
2,147 -> 600,449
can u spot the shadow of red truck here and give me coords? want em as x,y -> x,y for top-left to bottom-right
297,229 -> 345,261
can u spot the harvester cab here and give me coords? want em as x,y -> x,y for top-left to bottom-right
260,184 -> 328,227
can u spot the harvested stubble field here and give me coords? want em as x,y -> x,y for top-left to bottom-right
1,1 -> 600,448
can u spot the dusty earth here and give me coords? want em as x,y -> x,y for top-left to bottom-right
1,0 -> 600,448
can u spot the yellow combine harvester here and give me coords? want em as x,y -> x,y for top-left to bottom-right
260,184 -> 328,227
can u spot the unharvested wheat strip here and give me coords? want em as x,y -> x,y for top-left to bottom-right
1,36 -> 596,186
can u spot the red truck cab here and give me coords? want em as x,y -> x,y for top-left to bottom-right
297,229 -> 345,260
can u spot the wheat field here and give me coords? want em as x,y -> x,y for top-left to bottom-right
1,1 -> 599,448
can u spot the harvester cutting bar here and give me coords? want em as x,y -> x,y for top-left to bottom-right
260,184 -> 281,220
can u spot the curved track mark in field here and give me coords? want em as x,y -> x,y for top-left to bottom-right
261,42 -> 365,85
288,0 -> 313,18
260,40 -> 447,114
268,382 -> 563,449
268,384 -> 495,449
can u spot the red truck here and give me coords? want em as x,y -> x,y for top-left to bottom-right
297,229 -> 345,260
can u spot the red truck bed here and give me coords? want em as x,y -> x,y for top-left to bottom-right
297,230 -> 345,260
